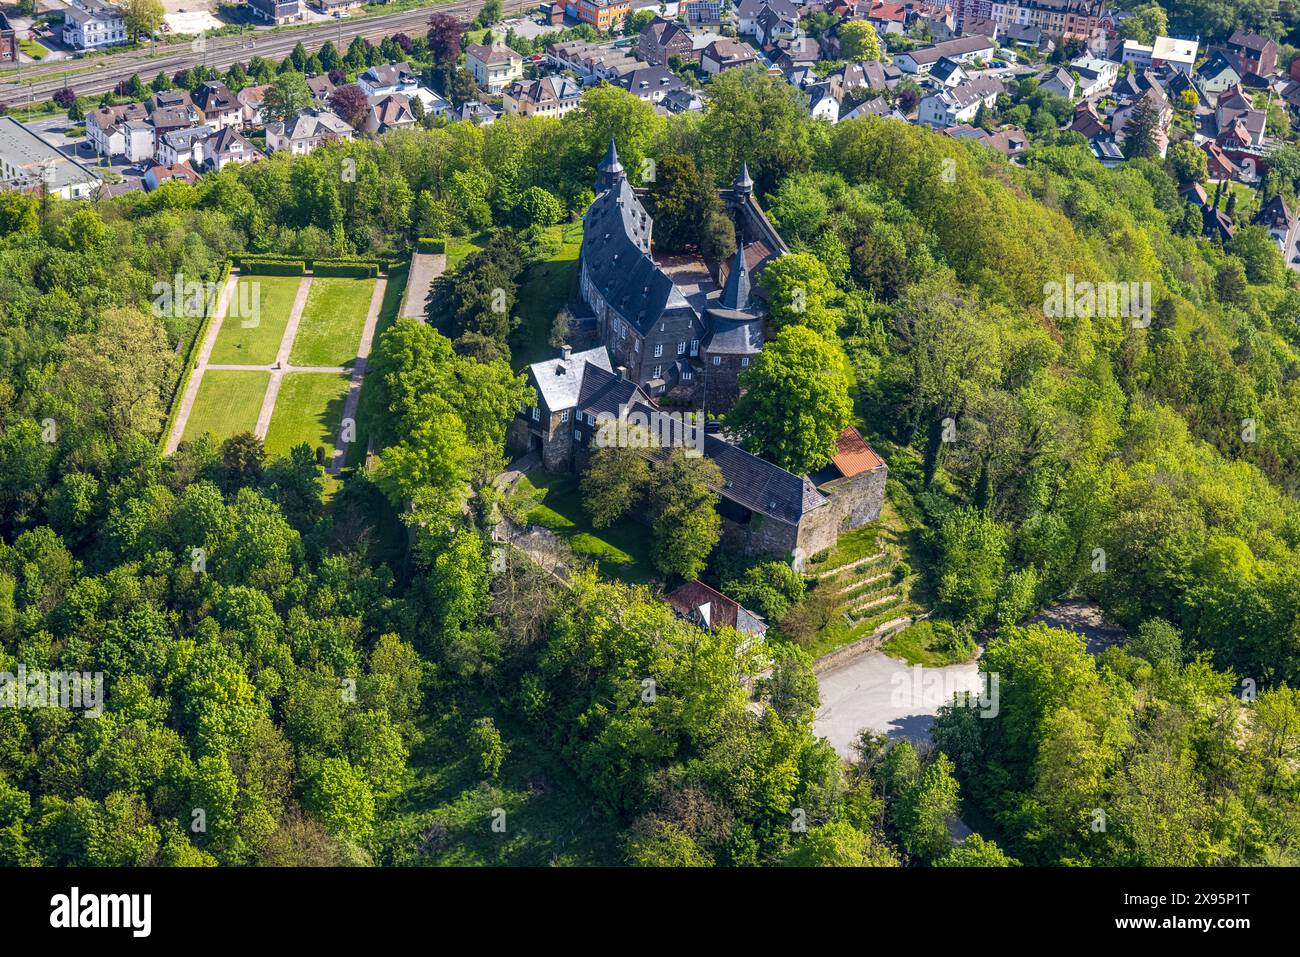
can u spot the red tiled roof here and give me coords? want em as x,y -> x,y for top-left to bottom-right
667,580 -> 740,630
831,426 -> 884,478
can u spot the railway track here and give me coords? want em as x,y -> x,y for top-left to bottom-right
0,1 -> 495,104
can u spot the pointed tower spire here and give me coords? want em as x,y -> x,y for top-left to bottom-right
596,137 -> 625,192
721,243 -> 751,311
733,161 -> 753,197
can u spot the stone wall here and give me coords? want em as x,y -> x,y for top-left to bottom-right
702,352 -> 747,412
822,465 -> 888,532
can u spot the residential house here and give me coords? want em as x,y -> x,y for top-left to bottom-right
0,116 -> 101,199
684,0 -> 723,28
1111,85 -> 1172,159
193,81 -> 243,131
944,122 -> 1027,159
929,57 -> 969,88
660,88 -> 706,114
840,96 -> 908,122
364,94 -> 417,135
142,161 -> 200,192
237,84 -> 272,128
975,0 -> 1104,42
546,39 -> 639,84
1195,51 -> 1242,101
736,0 -> 798,43
1124,35 -> 1197,74
639,16 -> 694,67
265,109 -> 354,155
247,0 -> 303,23
1226,30 -> 1277,79
809,84 -> 840,122
771,36 -> 820,74
203,127 -> 261,171
1000,22 -> 1054,56
357,62 -> 419,98
306,75 -> 337,105
893,35 -> 996,74
1211,84 -> 1266,148
864,1 -> 908,36
570,0 -> 631,30
157,125 -> 213,167
457,102 -> 497,125
0,12 -> 17,65
701,38 -> 761,75
502,75 -> 584,118
666,580 -> 768,641
1037,66 -> 1076,100
918,76 -> 1002,127
62,0 -> 126,51
1068,54 -> 1118,98
1202,141 -> 1239,182
466,43 -> 524,94
86,103 -> 152,163
1253,194 -> 1294,253
615,66 -> 687,104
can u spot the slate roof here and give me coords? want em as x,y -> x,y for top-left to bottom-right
628,398 -> 827,524
529,346 -> 613,411
575,363 -> 647,419
581,174 -> 695,335
1254,194 -> 1294,232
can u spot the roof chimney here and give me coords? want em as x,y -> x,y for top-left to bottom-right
561,344 -> 572,360
617,365 -> 627,380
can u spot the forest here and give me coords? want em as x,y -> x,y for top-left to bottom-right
0,63 -> 1298,866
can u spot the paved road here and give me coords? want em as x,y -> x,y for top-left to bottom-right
814,650 -> 984,758
0,1 -> 496,104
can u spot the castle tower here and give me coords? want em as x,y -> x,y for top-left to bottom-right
596,137 -> 625,193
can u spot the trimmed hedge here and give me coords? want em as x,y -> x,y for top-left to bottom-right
416,237 -> 446,254
237,257 -> 307,276
158,260 -> 232,451
313,259 -> 380,278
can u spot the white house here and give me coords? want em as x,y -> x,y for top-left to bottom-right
1069,55 -> 1118,98
157,126 -> 213,167
918,77 -> 1003,127
1152,35 -> 1198,75
0,116 -> 101,199
62,0 -> 126,51
893,35 -> 997,75
356,62 -> 420,98
465,43 -> 523,94
86,103 -> 153,163
264,109 -> 354,156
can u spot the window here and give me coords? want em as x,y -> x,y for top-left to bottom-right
691,339 -> 699,355
531,406 -> 540,421
574,430 -> 582,440
588,413 -> 596,426
677,341 -> 686,355
712,356 -> 722,366
652,365 -> 662,378
741,357 -> 750,367
654,343 -> 663,358
560,410 -> 569,422
683,370 -> 693,381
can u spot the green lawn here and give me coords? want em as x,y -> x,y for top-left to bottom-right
347,263 -> 408,469
509,469 -> 656,584
881,619 -> 978,667
288,277 -> 376,368
445,236 -> 485,270
510,222 -> 583,372
263,372 -> 352,460
182,370 -> 268,445
209,275 -> 301,366
18,39 -> 49,60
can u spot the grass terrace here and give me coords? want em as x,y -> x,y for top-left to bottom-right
508,469 -> 656,585
289,277 -> 376,368
182,369 -> 268,445
208,275 -> 301,365
263,372 -> 352,461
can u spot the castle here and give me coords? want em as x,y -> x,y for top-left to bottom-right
505,143 -> 888,569
576,140 -> 789,413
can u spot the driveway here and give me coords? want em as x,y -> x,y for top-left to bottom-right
814,651 -> 983,758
